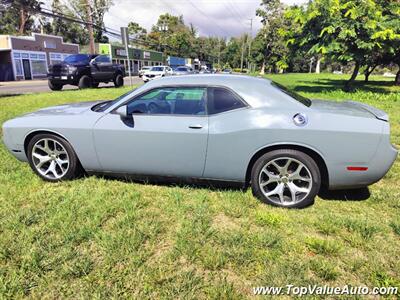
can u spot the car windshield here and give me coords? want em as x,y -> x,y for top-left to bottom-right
91,88 -> 137,112
272,82 -> 311,107
64,54 -> 91,64
151,67 -> 164,71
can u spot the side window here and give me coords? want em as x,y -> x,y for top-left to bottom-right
127,87 -> 207,115
207,87 -> 246,114
95,55 -> 110,63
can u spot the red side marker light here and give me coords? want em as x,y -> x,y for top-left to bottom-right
347,166 -> 368,171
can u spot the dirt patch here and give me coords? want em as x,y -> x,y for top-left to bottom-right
212,213 -> 240,231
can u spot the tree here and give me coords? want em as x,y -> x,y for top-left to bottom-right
147,13 -> 196,57
0,0 -> 41,34
64,0 -> 113,43
128,22 -> 147,41
255,0 -> 289,74
48,0 -> 89,45
285,0 -> 399,90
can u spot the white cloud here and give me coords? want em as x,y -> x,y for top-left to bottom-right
104,0 -> 306,38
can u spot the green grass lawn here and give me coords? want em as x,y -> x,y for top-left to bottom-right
0,74 -> 399,299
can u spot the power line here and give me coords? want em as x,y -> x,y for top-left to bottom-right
187,0 -> 230,37
32,6 -> 175,50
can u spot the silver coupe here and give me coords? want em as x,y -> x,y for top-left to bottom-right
2,75 -> 398,208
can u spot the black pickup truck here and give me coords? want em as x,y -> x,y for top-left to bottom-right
47,54 -> 125,91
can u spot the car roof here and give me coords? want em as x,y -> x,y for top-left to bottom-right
141,74 -> 305,109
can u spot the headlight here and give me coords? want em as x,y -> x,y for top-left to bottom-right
68,66 -> 77,73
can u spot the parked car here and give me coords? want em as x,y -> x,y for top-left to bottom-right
142,66 -> 173,82
221,68 -> 232,74
172,66 -> 194,76
138,66 -> 151,78
47,54 -> 125,91
199,68 -> 211,74
2,75 -> 397,208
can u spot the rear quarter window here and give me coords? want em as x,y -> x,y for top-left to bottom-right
207,87 -> 246,114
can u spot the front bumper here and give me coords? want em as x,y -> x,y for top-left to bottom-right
2,122 -> 27,162
47,73 -> 76,84
142,75 -> 162,82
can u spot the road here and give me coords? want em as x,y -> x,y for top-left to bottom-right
0,77 -> 143,95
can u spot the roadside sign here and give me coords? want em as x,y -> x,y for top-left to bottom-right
121,27 -> 129,46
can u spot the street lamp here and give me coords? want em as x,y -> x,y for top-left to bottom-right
158,22 -> 168,52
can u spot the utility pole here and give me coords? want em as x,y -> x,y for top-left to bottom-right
240,35 -> 245,72
248,18 -> 253,73
85,0 -> 95,55
217,39 -> 221,69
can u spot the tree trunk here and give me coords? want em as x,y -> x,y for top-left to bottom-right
395,66 -> 400,85
364,65 -> 377,82
344,61 -> 360,91
315,57 -> 321,74
19,8 -> 27,34
260,60 -> 265,75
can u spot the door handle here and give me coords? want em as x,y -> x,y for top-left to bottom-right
188,124 -> 203,129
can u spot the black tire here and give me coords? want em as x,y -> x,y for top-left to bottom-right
27,133 -> 83,182
78,75 -> 92,89
251,149 -> 321,208
91,82 -> 99,88
48,80 -> 63,91
114,74 -> 124,87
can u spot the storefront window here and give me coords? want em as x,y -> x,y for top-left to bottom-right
31,60 -> 47,76
14,59 -> 23,76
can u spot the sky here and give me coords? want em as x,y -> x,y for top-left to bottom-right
103,0 -> 306,38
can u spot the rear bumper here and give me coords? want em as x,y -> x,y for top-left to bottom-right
328,138 -> 398,190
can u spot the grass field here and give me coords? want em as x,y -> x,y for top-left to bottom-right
0,74 -> 399,299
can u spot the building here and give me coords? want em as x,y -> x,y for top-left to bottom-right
0,33 -> 79,81
167,56 -> 188,68
98,43 -> 164,75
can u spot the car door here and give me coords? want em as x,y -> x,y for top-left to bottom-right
91,55 -> 111,81
92,86 -> 209,177
202,86 -> 249,181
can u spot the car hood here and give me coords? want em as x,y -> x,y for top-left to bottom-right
311,99 -> 388,121
23,100 -> 104,117
144,71 -> 164,75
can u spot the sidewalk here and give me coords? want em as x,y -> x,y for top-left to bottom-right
0,79 -> 48,87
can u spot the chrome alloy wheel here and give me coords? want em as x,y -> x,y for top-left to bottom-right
258,157 -> 312,205
31,138 -> 70,179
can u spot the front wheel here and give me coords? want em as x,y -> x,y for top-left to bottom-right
251,149 -> 321,208
27,134 -> 83,182
114,74 -> 124,87
48,80 -> 63,91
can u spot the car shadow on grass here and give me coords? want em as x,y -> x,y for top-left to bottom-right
90,173 -> 246,192
0,93 -> 23,98
318,187 -> 371,201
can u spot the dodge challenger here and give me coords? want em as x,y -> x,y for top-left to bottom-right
2,75 -> 397,208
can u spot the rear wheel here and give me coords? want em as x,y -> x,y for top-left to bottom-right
27,134 -> 83,182
78,75 -> 92,89
251,149 -> 321,208
114,74 -> 124,87
48,80 -> 63,91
